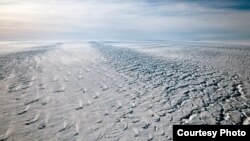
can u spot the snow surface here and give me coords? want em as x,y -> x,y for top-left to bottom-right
0,41 -> 250,141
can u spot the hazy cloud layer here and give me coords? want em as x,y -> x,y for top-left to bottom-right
0,0 -> 250,41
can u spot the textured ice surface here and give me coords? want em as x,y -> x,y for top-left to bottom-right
0,41 -> 249,141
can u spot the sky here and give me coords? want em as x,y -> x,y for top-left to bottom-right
0,0 -> 250,41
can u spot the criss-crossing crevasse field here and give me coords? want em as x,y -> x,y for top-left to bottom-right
0,41 -> 249,141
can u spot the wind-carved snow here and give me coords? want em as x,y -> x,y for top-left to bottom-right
0,41 -> 249,141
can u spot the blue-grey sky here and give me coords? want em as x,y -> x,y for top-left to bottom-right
0,0 -> 250,41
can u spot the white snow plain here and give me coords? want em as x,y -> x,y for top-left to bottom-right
0,41 -> 250,141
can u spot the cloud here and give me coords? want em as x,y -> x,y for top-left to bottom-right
0,0 -> 250,40
186,0 -> 250,11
